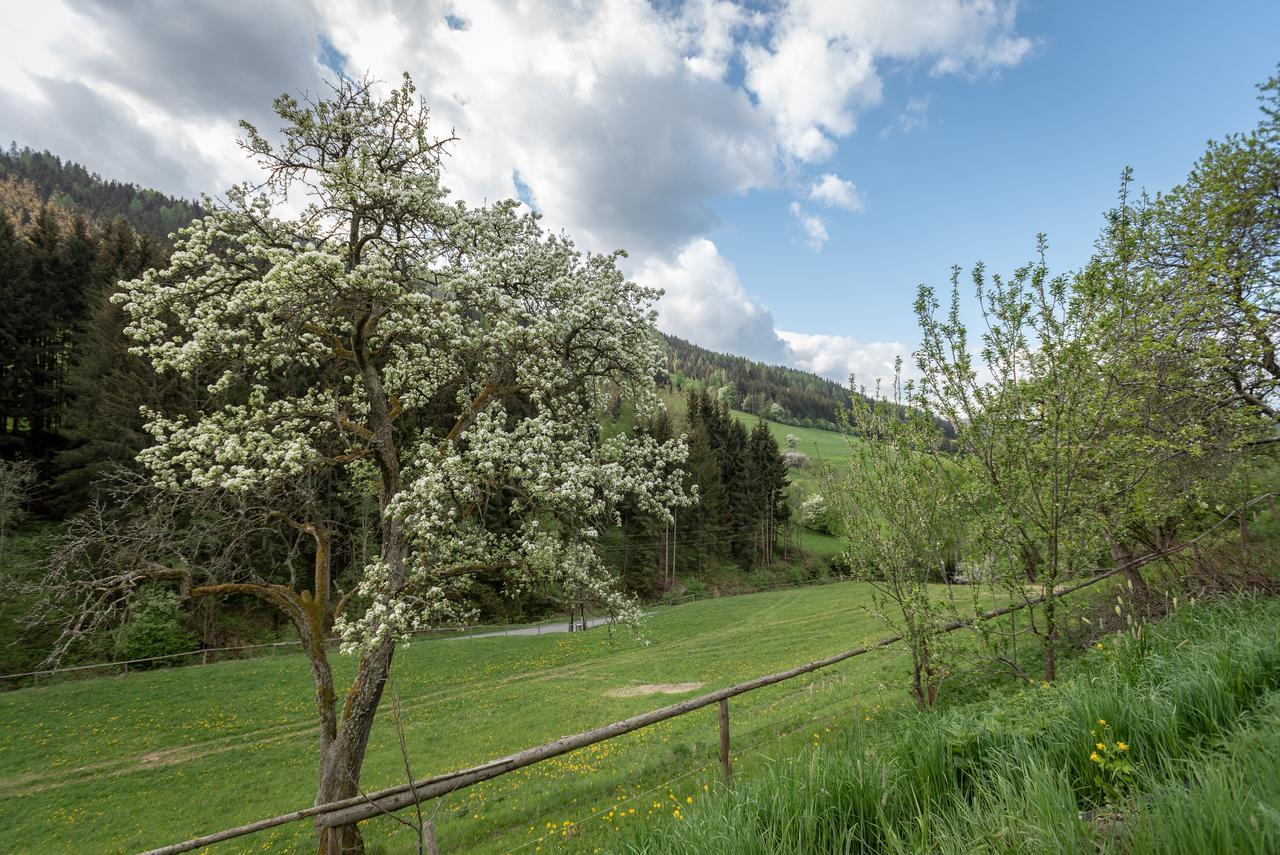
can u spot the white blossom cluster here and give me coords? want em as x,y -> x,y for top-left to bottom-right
113,75 -> 691,652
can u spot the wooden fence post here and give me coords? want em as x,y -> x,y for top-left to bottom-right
425,818 -> 440,855
718,698 -> 732,785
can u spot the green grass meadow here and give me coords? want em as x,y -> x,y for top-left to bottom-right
616,595 -> 1280,855
0,581 -> 919,854
729,410 -> 853,468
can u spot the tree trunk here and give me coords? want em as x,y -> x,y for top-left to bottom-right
1109,539 -> 1149,614
315,305 -> 409,852
910,637 -> 938,710
671,517 -> 677,584
660,521 -> 668,588
316,637 -> 397,853
315,740 -> 364,854
1041,592 -> 1057,683
911,660 -> 926,710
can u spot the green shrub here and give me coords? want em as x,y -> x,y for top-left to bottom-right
678,577 -> 706,597
113,588 -> 197,666
783,563 -> 810,585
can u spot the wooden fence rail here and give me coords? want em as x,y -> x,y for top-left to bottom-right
138,493 -> 1271,855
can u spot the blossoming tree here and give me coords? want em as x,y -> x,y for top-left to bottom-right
37,75 -> 688,852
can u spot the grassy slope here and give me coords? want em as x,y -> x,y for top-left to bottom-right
0,412 -> 857,852
0,581 -> 920,854
729,410 -> 853,472
728,409 -> 852,558
617,595 -> 1280,855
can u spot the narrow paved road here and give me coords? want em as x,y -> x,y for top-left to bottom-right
444,615 -> 623,641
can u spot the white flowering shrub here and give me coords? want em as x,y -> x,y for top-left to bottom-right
799,493 -> 830,531
783,450 -> 809,468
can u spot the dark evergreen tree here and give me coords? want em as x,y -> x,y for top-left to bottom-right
615,408 -> 677,592
52,220 -> 171,512
746,418 -> 790,566
15,207 -> 64,447
0,211 -> 31,448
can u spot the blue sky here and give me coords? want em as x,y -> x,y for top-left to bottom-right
2,1 -> 1277,382
716,1 -> 1280,346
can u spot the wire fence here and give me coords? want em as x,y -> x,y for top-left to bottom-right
0,572 -> 856,690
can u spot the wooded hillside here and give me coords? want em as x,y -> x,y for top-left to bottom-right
0,145 -> 202,240
659,333 -> 851,429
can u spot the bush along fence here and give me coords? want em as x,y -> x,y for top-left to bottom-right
138,494 -> 1272,855
1,573 -> 856,690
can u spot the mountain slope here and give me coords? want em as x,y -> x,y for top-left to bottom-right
659,333 -> 851,429
0,145 -> 202,240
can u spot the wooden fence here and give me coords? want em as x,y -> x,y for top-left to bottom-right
129,492 -> 1268,854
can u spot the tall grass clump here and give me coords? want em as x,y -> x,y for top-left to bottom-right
1118,691 -> 1280,854
618,596 -> 1280,854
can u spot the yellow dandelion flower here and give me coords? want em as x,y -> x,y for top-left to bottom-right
1116,742 -> 1128,751
1096,742 -> 1105,750
1089,751 -> 1101,763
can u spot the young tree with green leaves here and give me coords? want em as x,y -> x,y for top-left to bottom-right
915,239 -> 1117,682
1076,174 -> 1263,610
1137,71 -> 1280,428
828,361 -> 959,708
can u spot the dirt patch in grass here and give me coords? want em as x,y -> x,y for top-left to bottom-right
605,682 -> 704,698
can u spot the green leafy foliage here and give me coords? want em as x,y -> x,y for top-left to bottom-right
827,359 -> 963,708
111,588 -> 196,666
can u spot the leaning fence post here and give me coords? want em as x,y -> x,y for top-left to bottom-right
425,818 -> 440,855
718,698 -> 732,785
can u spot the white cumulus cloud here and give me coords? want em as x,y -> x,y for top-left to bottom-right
0,0 -> 1035,376
808,173 -> 864,211
635,238 -> 790,363
788,202 -> 829,251
744,0 -> 1033,163
778,330 -> 908,386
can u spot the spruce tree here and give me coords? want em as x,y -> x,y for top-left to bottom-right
0,211 -> 31,445
747,418 -> 790,566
